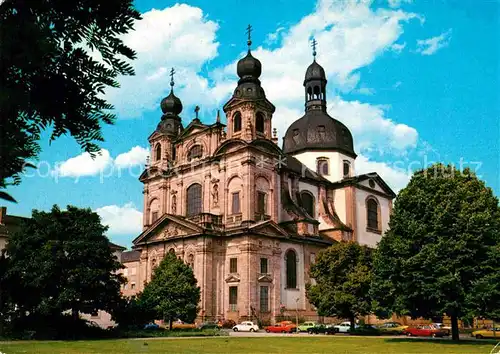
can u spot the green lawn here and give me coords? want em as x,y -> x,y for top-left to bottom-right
0,336 -> 496,353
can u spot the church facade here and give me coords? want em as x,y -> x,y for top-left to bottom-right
125,37 -> 396,323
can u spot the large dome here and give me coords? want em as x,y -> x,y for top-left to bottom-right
282,110 -> 355,157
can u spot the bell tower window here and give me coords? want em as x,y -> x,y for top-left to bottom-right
155,144 -> 161,161
316,158 -> 329,176
233,112 -> 242,132
343,160 -> 351,178
256,113 -> 265,134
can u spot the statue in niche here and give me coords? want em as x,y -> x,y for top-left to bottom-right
212,183 -> 219,207
171,195 -> 177,214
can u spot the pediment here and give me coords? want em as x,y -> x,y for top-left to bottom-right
178,123 -> 208,140
249,220 -> 289,237
133,214 -> 203,245
258,274 -> 273,283
148,130 -> 164,141
225,274 -> 241,283
355,173 -> 396,198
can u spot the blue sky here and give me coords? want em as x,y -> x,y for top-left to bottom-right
5,0 -> 499,247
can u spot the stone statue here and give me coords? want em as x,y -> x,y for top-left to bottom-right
212,184 -> 219,207
171,195 -> 177,214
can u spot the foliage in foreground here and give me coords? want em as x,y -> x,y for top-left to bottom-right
140,251 -> 201,330
306,241 -> 373,331
0,0 -> 141,202
371,164 -> 500,341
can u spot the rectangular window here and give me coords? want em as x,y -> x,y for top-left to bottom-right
131,267 -> 137,275
230,258 -> 238,273
257,191 -> 267,214
260,258 -> 268,274
260,286 -> 269,312
123,268 -> 128,276
229,286 -> 238,312
232,192 -> 240,214
151,211 -> 159,223
131,283 -> 136,290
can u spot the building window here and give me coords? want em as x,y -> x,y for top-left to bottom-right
151,259 -> 157,270
229,286 -> 238,312
317,158 -> 329,176
151,211 -> 159,223
186,183 -> 202,216
230,258 -> 238,273
123,268 -> 128,276
131,283 -> 136,290
172,145 -> 176,161
367,198 -> 379,230
187,145 -> 203,161
233,112 -> 242,132
300,191 -> 315,218
343,160 -> 351,177
155,144 -> 161,161
310,253 -> 316,265
131,268 -> 137,275
257,191 -> 267,214
256,112 -> 265,133
123,284 -> 128,290
285,250 -> 297,289
188,254 -> 195,269
232,192 -> 240,214
260,258 -> 268,274
260,286 -> 269,312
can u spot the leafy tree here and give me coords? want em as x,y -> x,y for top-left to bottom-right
110,295 -> 155,329
5,205 -> 125,322
371,164 -> 500,341
306,241 -> 373,331
140,251 -> 200,330
0,0 -> 141,202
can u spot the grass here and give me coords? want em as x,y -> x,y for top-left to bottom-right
0,336 -> 497,354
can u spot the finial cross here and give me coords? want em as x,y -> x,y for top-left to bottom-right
194,105 -> 200,119
169,67 -> 175,87
246,24 -> 253,48
311,38 -> 317,59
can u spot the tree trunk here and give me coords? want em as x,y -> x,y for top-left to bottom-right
451,314 -> 460,341
349,314 -> 356,333
72,308 -> 79,322
169,317 -> 173,331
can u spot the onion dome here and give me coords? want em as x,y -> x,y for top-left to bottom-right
237,51 -> 262,80
304,60 -> 326,83
160,91 -> 183,116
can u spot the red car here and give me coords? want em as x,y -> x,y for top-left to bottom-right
265,321 -> 297,333
402,325 -> 448,338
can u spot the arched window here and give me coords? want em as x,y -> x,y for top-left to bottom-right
343,160 -> 351,178
300,191 -> 315,218
307,86 -> 313,100
313,86 -> 320,99
155,144 -> 161,161
233,112 -> 242,132
366,198 -> 379,230
285,250 -> 297,289
186,183 -> 202,216
317,158 -> 329,176
172,145 -> 177,161
256,113 -> 265,133
187,254 -> 194,269
187,145 -> 203,161
168,248 -> 175,254
151,258 -> 157,270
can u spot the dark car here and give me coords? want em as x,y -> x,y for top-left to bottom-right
198,322 -> 220,330
144,322 -> 160,330
308,324 -> 337,335
349,324 -> 381,336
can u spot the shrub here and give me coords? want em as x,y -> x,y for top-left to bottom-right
221,319 -> 236,329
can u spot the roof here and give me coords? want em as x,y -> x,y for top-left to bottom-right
330,173 -> 397,198
121,250 -> 141,263
108,242 -> 126,251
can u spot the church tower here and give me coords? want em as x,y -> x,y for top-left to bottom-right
283,40 -> 357,182
223,25 -> 275,142
149,68 -> 183,168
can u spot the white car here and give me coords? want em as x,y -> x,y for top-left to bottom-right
334,321 -> 358,333
232,321 -> 259,332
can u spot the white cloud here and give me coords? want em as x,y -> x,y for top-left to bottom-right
115,146 -> 149,169
96,203 -> 143,235
356,87 -> 376,96
54,146 -> 149,178
390,42 -> 406,53
388,0 -> 413,8
53,149 -> 113,177
356,154 -> 411,192
416,29 -> 452,55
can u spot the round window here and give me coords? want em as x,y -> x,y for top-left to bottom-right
369,179 -> 376,188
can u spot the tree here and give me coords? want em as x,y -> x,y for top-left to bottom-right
110,295 -> 155,330
5,205 -> 125,322
306,241 -> 373,332
0,0 -> 141,202
371,164 -> 500,341
140,251 -> 200,330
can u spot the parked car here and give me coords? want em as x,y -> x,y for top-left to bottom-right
349,324 -> 381,336
265,321 -> 297,333
334,321 -> 358,333
307,324 -> 337,335
402,325 -> 448,338
377,322 -> 408,334
144,322 -> 160,330
297,321 -> 316,332
232,321 -> 259,332
197,322 -> 220,330
172,320 -> 196,329
431,323 -> 451,336
472,328 -> 500,339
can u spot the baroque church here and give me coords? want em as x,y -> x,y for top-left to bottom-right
123,32 -> 396,322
